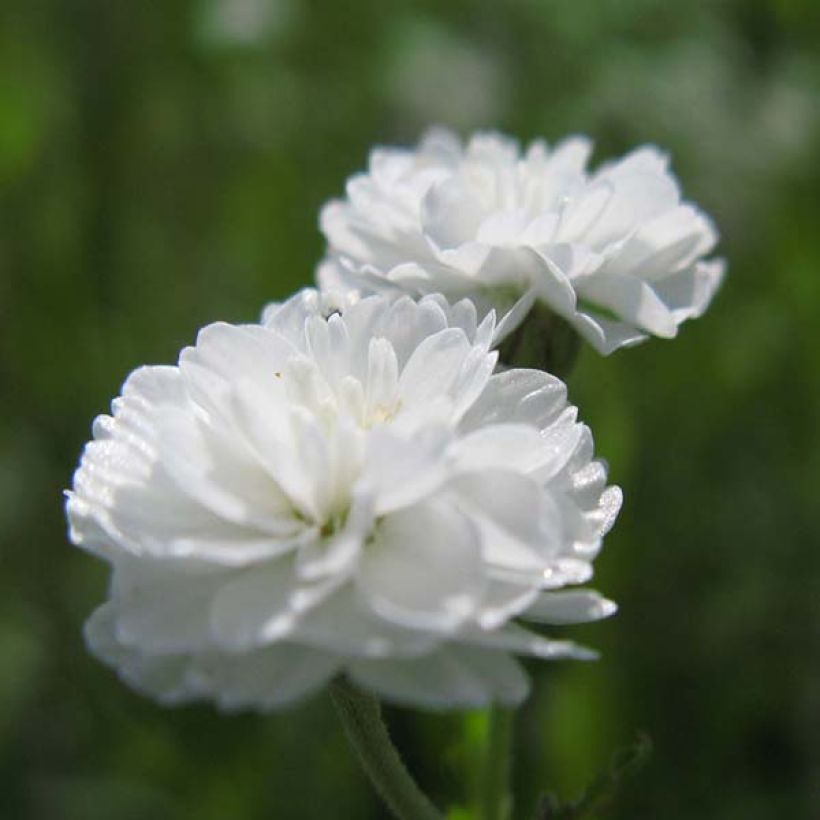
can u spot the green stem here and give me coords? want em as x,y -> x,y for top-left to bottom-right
497,302 -> 581,378
479,705 -> 515,820
330,677 -> 443,820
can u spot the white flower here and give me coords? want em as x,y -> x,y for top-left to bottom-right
67,290 -> 621,710
319,128 -> 725,354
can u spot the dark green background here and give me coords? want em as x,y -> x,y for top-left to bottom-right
2,0 -> 819,817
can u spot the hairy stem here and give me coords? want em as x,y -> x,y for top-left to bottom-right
497,302 -> 581,378
330,677 -> 443,820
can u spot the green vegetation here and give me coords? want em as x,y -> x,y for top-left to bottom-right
2,0 -> 819,817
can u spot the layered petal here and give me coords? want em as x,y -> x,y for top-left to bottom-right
318,128 -> 724,354
69,289 -> 620,711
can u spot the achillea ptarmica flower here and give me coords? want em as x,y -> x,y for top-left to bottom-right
67,290 -> 621,710
319,129 -> 725,354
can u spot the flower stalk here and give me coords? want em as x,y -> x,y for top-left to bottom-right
479,705 -> 515,820
497,302 -> 581,378
330,677 -> 443,820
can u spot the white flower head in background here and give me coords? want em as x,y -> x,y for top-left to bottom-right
67,289 -> 621,710
320,129 -> 725,354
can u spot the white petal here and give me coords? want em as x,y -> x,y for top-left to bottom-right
653,259 -> 725,321
532,408 -> 588,483
463,622 -> 598,661
421,178 -> 487,249
448,648 -> 530,706
577,272 -> 678,338
191,644 -> 341,711
121,364 -> 186,407
522,589 -> 618,624
229,385 -> 324,521
460,368 -> 567,433
530,252 -> 580,319
476,580 -> 540,630
540,135 -> 592,175
83,461 -> 300,566
449,419 -> 581,478
447,345 -> 498,421
376,296 -> 450,367
108,558 -> 226,653
262,288 -> 347,337
450,470 -> 565,571
315,257 -> 364,294
293,587 -> 439,658
586,485 -> 623,537
209,559 -> 302,649
600,145 -> 669,177
360,426 -> 450,516
603,205 -> 718,282
571,311 -> 649,355
182,322 -> 296,398
84,604 -> 193,703
556,181 -> 614,242
398,328 -> 472,410
520,212 -> 560,246
436,242 -> 491,277
581,169 -> 680,248
306,312 -> 352,387
364,337 -> 399,419
418,126 -> 463,161
155,407 -> 297,534
477,210 -> 531,245
349,646 -> 528,709
445,297 -> 479,339
357,501 -> 484,632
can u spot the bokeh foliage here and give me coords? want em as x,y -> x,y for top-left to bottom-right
2,0 -> 819,817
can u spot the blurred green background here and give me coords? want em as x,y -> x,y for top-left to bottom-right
2,0 -> 819,817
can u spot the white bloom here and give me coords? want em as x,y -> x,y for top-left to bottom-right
319,129 -> 725,354
67,290 -> 621,710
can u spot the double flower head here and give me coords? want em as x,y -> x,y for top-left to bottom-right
67,129 -> 722,710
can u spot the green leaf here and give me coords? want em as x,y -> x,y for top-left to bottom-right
536,733 -> 652,819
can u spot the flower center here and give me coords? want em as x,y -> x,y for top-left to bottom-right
363,399 -> 402,429
319,507 -> 350,539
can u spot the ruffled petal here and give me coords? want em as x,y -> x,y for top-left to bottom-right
357,500 -> 485,633
349,646 -> 529,709
522,589 -> 618,625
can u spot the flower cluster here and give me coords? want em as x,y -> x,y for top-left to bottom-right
320,129 -> 724,353
67,128 -> 722,711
